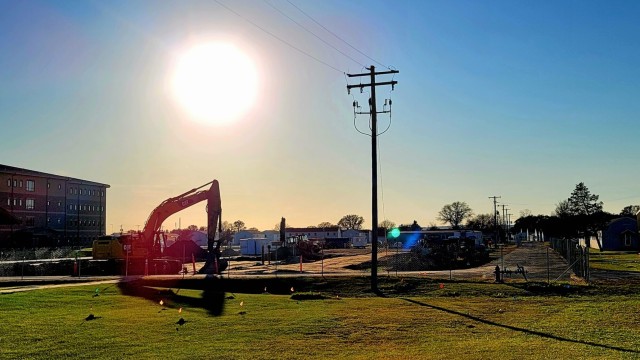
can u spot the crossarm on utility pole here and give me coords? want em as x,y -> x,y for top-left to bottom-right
347,81 -> 398,90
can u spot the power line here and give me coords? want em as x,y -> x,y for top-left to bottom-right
287,0 -> 390,69
213,0 -> 345,74
263,0 -> 367,69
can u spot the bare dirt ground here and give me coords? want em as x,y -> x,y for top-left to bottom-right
3,242 -> 637,294
224,242 -> 580,282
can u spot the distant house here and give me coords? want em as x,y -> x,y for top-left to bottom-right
285,227 -> 340,240
587,217 -> 639,251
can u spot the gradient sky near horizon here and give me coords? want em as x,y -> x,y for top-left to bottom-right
2,0 -> 640,232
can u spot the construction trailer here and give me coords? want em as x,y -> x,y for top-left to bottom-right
240,238 -> 278,256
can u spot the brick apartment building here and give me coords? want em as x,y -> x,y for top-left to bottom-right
0,164 -> 110,247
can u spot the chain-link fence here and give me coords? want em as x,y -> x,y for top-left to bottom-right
0,247 -> 87,277
221,240 -> 496,281
0,240 -> 584,282
549,238 -> 590,282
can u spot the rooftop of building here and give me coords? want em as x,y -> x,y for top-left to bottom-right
0,164 -> 110,188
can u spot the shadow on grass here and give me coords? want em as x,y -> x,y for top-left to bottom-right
116,276 -> 331,315
117,277 -> 226,316
401,298 -> 638,354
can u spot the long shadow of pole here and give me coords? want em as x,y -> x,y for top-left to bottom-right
400,298 -> 638,354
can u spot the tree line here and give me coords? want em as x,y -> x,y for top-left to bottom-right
180,182 -> 636,250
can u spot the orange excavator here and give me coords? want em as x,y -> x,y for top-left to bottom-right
92,180 -> 227,275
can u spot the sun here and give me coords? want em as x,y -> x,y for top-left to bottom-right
171,42 -> 258,125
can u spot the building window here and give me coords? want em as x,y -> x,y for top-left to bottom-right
13,180 -> 17,187
57,219 -> 61,224
47,182 -> 50,189
58,201 -> 62,207
47,217 -> 50,223
6,179 -> 10,187
47,200 -> 50,206
69,204 -> 73,210
19,180 -> 22,188
18,199 -> 22,206
26,180 -> 35,191
624,233 -> 632,247
58,184 -> 61,190
26,199 -> 34,210
25,216 -> 35,226
69,188 -> 73,194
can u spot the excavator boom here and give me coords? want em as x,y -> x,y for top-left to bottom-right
141,180 -> 221,258
93,180 -> 225,274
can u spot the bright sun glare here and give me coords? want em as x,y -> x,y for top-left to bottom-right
171,42 -> 258,125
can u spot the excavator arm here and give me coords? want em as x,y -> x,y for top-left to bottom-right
140,180 -> 222,259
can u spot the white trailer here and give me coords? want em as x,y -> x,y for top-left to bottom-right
240,238 -> 276,256
351,236 -> 368,248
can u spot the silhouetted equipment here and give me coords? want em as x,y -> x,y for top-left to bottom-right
92,180 -> 227,275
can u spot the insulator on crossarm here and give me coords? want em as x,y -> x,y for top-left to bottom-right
353,101 -> 357,108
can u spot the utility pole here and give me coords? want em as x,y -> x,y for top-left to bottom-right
501,204 -> 507,230
347,65 -> 398,293
504,208 -> 510,242
489,196 -> 501,245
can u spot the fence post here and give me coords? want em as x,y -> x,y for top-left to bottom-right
547,246 -> 550,285
585,246 -> 590,283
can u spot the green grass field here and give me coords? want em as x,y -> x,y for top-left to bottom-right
589,250 -> 640,272
1,277 -> 639,359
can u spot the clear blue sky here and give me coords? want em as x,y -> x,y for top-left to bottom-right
1,0 -> 639,231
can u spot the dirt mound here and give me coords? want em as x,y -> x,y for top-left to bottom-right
164,240 -> 207,261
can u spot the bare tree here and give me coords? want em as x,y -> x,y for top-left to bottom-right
519,209 -> 533,218
338,214 -> 364,230
317,222 -> 336,229
379,219 -> 396,231
232,220 -> 246,233
437,202 -> 473,228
